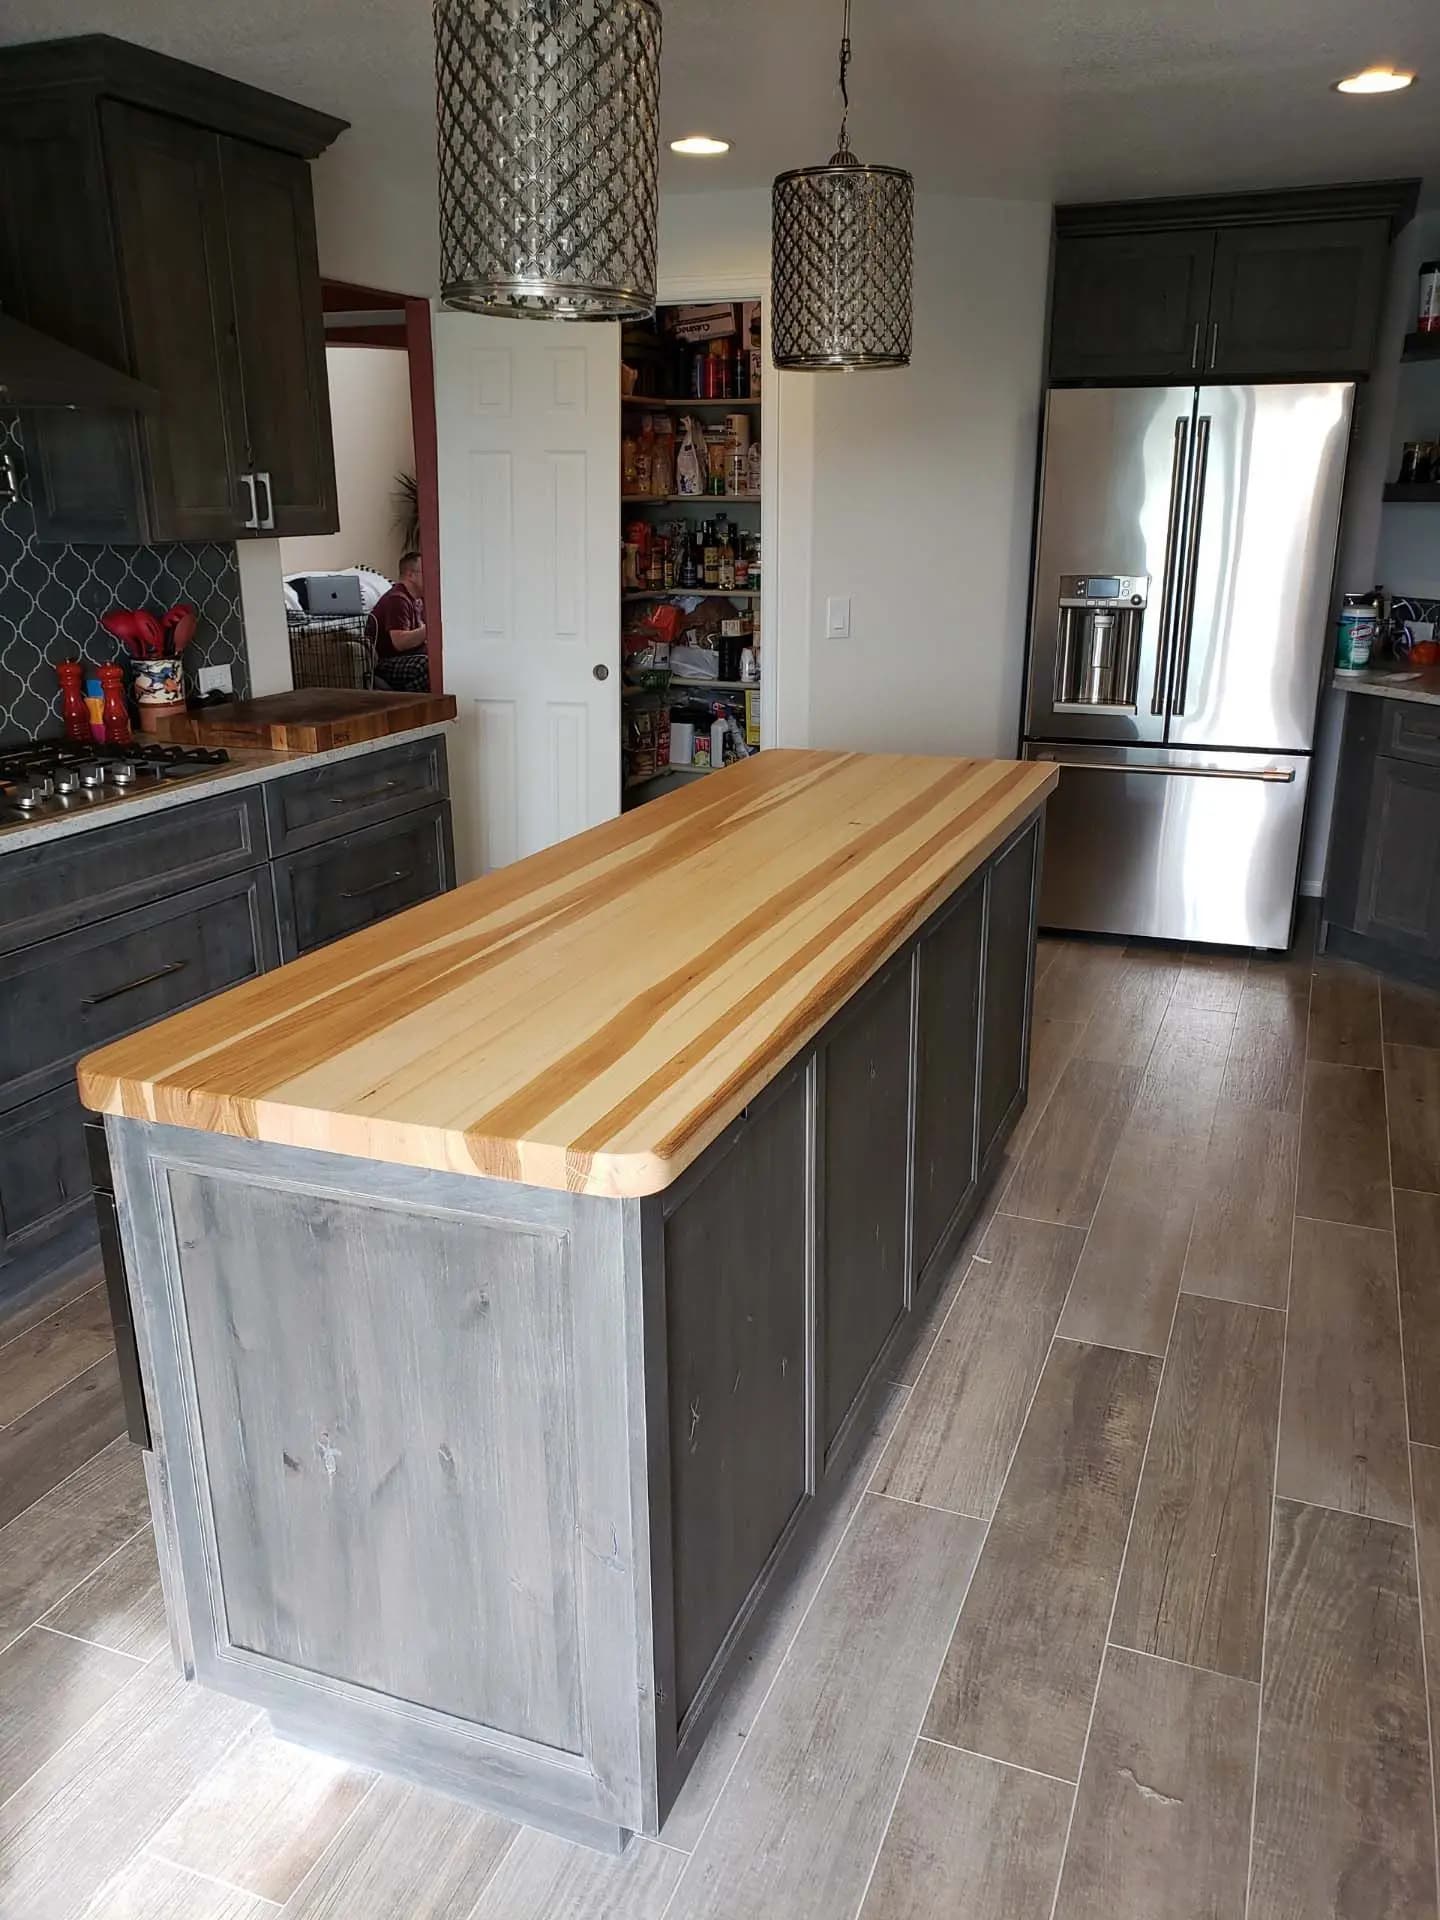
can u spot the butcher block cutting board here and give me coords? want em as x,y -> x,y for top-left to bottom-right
142,689 -> 457,751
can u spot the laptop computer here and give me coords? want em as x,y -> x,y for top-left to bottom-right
306,573 -> 365,617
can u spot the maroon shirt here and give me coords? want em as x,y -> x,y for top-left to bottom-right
370,581 -> 424,659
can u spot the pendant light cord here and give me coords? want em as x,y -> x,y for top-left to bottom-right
836,0 -> 852,152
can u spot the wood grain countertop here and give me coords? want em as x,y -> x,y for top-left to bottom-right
77,749 -> 1057,1197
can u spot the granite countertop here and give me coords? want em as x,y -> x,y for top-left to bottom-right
1333,665 -> 1440,707
0,720 -> 453,854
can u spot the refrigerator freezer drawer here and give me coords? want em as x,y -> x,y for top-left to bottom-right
1026,746 -> 1310,949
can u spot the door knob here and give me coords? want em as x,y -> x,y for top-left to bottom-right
592,663 -> 610,681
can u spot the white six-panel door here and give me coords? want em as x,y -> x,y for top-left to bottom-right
435,313 -> 620,875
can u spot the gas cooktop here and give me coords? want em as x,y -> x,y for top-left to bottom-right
0,737 -> 232,826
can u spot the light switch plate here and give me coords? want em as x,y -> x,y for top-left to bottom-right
826,595 -> 851,639
197,665 -> 234,696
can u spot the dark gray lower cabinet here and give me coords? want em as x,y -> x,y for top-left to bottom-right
979,820 -> 1039,1159
0,1083 -> 92,1269
272,804 -> 455,961
912,875 -> 984,1280
1323,696 -> 1440,983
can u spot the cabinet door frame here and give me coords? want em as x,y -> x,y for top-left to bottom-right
1356,753 -> 1440,956
1205,217 -> 1389,379
1049,229 -> 1215,384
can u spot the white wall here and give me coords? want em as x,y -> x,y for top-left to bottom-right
279,346 -> 416,579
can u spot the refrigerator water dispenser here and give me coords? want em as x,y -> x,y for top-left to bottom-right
1053,575 -> 1148,711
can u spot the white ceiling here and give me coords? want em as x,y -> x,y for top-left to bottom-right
0,0 -> 1436,206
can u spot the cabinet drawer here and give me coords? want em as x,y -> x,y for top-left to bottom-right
0,786 -> 268,958
264,736 -> 449,855
0,1083 -> 92,1266
273,804 -> 455,961
1380,701 -> 1440,769
1,868 -> 278,1111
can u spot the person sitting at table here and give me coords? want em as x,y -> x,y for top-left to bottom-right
369,551 -> 429,691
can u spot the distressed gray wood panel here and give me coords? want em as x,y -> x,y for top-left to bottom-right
170,1170 -> 585,1753
1181,1104 -> 1298,1310
856,1738 -> 1070,1920
912,877 -> 983,1278
41,1526 -> 168,1662
0,1354 -> 126,1530
821,963 -> 912,1450
0,1625 -> 140,1804
467,1826 -> 684,1919
1277,1217 -> 1410,1523
0,1435 -> 150,1649
1249,1500 -> 1437,1920
1398,1191 -> 1440,1445
924,1339 -> 1160,1780
1111,1296 -> 1282,1681
1053,1647 -> 1257,1920
874,1214 -> 1084,1518
667,1496 -> 985,1920
1295,1062 -> 1392,1230
979,822 -> 1039,1161
664,1073 -> 809,1721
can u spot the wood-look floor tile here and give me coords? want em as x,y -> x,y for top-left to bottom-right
0,1268 -> 103,1353
1076,953 -> 1180,1069
1011,1015 -> 1087,1159
80,1853 -> 275,1919
662,1384 -> 909,1850
877,1215 -> 1084,1517
0,1437 -> 150,1651
0,1626 -> 140,1806
1003,1058 -> 1143,1230
1173,949 -> 1249,1014
1181,1105 -> 1298,1310
1278,1218 -> 1410,1524
1034,940 -> 1130,1026
1250,1500 -> 1437,1920
924,1340 -> 1160,1781
1397,1191 -> 1440,1447
281,1777 -> 513,1919
0,1288 -> 116,1427
1382,978 -> 1440,1051
149,1723 -> 372,1905
1052,1648 -> 1257,1920
41,1527 -> 168,1663
1111,1296 -> 1282,1680
1057,1126 -> 1204,1356
1295,1062 -> 1392,1230
1408,1443 -> 1440,1850
1219,978 -> 1308,1115
1386,1042 -> 1440,1195
0,1356 -> 126,1531
856,1739 -> 1070,1920
666,1497 -> 985,1920
0,1658 -> 256,1920
1135,1005 -> 1234,1133
1308,964 -> 1383,1068
468,1828 -> 683,1919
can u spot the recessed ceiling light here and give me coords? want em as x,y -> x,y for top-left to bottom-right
1334,65 -> 1416,94
670,135 -> 730,156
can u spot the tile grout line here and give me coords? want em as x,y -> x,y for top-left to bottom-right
915,1731 -> 1075,1788
0,1350 -> 119,1443
139,1848 -> 283,1910
1044,1278 -> 1179,1920
33,1619 -> 145,1664
1106,1640 -> 1261,1690
870,1487 -> 986,1523
1241,952 -> 1309,1920
6,1516 -> 154,1657
0,1277 -> 104,1360
0,1632 -> 163,1817
0,1434 -> 142,1580
267,1773 -> 384,1916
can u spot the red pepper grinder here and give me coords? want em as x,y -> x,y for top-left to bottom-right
98,663 -> 133,746
56,661 -> 91,744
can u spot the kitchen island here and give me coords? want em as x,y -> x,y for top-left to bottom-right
78,748 -> 1056,1850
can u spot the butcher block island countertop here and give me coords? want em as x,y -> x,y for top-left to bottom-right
78,749 -> 1054,1197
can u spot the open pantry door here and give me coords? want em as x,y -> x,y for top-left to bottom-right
435,312 -> 620,874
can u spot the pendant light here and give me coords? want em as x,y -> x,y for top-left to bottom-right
434,0 -> 662,320
771,0 -> 913,370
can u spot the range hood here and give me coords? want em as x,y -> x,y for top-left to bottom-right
0,313 -> 158,410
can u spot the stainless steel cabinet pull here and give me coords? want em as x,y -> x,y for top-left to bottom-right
1190,322 -> 1201,369
1043,760 -> 1295,784
1208,322 -> 1219,370
330,779 -> 400,806
1153,417 -> 1190,714
255,470 -> 275,531
82,960 -> 189,1009
341,868 -> 414,901
239,471 -> 259,531
1171,415 -> 1211,716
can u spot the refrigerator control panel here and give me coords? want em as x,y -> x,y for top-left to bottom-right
1057,575 -> 1148,608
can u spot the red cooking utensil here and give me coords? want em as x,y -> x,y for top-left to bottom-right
165,604 -> 198,654
135,611 -> 165,659
100,608 -> 146,657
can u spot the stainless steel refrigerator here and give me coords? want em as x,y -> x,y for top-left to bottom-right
1021,382 -> 1354,950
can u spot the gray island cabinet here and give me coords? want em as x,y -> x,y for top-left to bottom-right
79,749 -> 1055,1850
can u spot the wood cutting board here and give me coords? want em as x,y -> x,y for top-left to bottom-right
141,689 -> 457,751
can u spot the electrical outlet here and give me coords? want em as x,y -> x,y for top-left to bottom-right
826,595 -> 851,639
198,665 -> 234,696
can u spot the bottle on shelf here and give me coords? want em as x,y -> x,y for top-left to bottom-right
718,519 -> 736,591
747,439 -> 762,493
734,534 -> 750,590
703,521 -> 720,589
635,414 -> 655,496
679,527 -> 697,589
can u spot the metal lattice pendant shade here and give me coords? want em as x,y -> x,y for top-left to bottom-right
435,0 -> 662,320
772,153 -> 914,369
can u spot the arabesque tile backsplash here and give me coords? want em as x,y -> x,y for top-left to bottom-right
0,414 -> 249,740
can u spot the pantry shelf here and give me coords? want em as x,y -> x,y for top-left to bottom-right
622,590 -> 759,602
625,394 -> 762,409
1383,483 -> 1440,504
622,494 -> 762,505
623,679 -> 760,698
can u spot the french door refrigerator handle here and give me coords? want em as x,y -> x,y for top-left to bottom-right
1151,416 -> 1191,714
1170,413 -> 1211,716
1035,758 -> 1295,783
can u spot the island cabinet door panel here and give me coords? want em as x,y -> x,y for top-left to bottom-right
912,874 -> 984,1283
114,1129 -> 653,1839
978,819 -> 1041,1166
658,1067 -> 809,1727
819,955 -> 913,1459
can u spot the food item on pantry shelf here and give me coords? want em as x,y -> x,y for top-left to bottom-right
653,415 -> 675,496
675,418 -> 704,496
621,427 -> 639,492
705,425 -> 730,494
669,721 -> 695,766
740,646 -> 758,685
1420,260 -> 1440,334
635,415 -> 656,495
747,440 -> 761,492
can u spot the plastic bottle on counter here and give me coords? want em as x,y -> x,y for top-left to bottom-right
1335,594 -> 1377,672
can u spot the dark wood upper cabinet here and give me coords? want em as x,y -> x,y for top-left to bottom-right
0,36 -> 345,546
1050,230 -> 1215,383
1051,184 -> 1415,386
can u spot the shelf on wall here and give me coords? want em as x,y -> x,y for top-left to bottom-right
623,678 -> 760,698
1401,333 -> 1440,363
622,494 -> 761,505
1383,482 -> 1440,504
622,589 -> 759,602
624,394 -> 762,409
